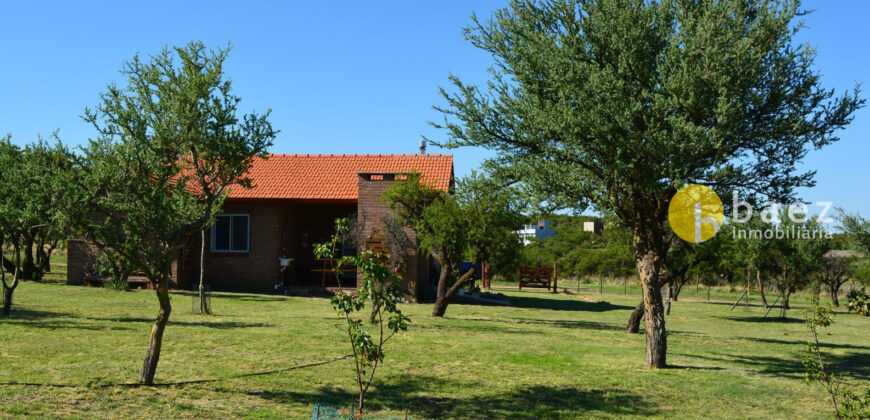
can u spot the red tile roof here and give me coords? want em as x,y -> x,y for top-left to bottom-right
227,154 -> 453,200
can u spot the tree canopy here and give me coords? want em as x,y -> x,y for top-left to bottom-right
431,0 -> 863,367
68,41 -> 275,384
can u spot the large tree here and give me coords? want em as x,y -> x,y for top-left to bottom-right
68,42 -> 275,384
431,0 -> 862,367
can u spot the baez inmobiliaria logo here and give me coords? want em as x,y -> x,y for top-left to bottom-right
667,184 -> 834,244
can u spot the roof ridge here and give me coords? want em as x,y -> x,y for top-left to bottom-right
263,153 -> 453,158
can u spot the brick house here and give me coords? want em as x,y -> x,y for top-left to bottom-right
66,154 -> 453,300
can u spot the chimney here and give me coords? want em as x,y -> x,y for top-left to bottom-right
419,140 -> 426,154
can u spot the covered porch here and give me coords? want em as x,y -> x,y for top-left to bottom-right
180,199 -> 359,293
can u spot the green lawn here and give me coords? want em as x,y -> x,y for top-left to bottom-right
1,282 -> 867,419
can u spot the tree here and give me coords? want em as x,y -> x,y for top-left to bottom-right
765,215 -> 830,314
431,0 -> 862,367
68,42 -> 275,384
314,218 -> 410,414
838,211 -> 870,255
0,136 -> 73,315
802,296 -> 870,419
735,215 -> 773,308
0,137 -> 24,315
0,135 -> 72,282
818,251 -> 856,307
383,173 -> 523,317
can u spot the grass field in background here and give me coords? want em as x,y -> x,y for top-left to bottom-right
1,281 -> 867,419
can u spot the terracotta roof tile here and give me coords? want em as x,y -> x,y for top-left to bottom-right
227,154 -> 453,200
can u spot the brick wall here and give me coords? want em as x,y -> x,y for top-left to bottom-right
357,172 -> 428,302
198,200 -> 283,292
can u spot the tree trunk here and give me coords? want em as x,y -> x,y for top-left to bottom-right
756,269 -> 767,309
626,300 -> 644,333
36,245 -> 48,274
21,237 -> 35,281
139,278 -> 172,385
830,282 -> 841,307
637,250 -> 666,368
369,300 -> 381,324
2,284 -> 13,316
664,284 -> 672,315
198,229 -> 209,315
782,286 -> 792,311
431,257 -> 451,317
672,279 -> 684,301
2,244 -> 20,316
431,257 -> 475,317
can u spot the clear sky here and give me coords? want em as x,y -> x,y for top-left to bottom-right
1,1 -> 867,215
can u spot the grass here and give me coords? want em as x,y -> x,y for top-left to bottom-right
1,281 -> 868,419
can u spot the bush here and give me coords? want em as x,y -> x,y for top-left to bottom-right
846,289 -> 869,316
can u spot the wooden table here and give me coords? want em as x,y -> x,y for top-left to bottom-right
311,258 -> 357,287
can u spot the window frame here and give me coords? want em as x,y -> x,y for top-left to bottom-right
210,213 -> 251,253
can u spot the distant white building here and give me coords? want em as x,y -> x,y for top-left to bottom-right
583,220 -> 603,234
518,220 -> 556,245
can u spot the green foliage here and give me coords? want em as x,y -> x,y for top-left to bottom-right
432,0 -> 862,230
71,42 -> 275,279
521,218 -> 635,279
839,388 -> 870,420
0,134 -> 74,313
314,218 -> 410,413
431,0 -> 862,365
838,211 -> 870,256
845,289 -> 869,317
802,296 -> 870,419
381,172 -> 444,228
93,249 -> 134,291
383,172 -> 523,316
758,212 -> 831,309
67,41 -> 275,384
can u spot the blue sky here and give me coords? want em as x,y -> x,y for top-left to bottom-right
1,1 -> 867,215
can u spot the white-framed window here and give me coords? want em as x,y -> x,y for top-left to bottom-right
211,214 -> 250,253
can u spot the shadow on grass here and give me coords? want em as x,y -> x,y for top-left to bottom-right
666,364 -> 726,371
507,318 -> 624,331
715,315 -> 804,324
246,374 -> 659,419
172,291 -> 291,302
683,351 -> 870,381
0,309 -> 74,320
83,316 -> 277,329
506,294 -> 633,312
1,309 -> 130,331
699,301 -> 772,309
741,336 -> 870,351
213,294 -> 290,302
3,310 -> 275,330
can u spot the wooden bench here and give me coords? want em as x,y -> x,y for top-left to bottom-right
518,265 -> 555,291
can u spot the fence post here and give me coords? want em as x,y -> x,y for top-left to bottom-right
552,261 -> 558,293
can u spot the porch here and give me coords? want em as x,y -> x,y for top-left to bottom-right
178,199 -> 359,293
